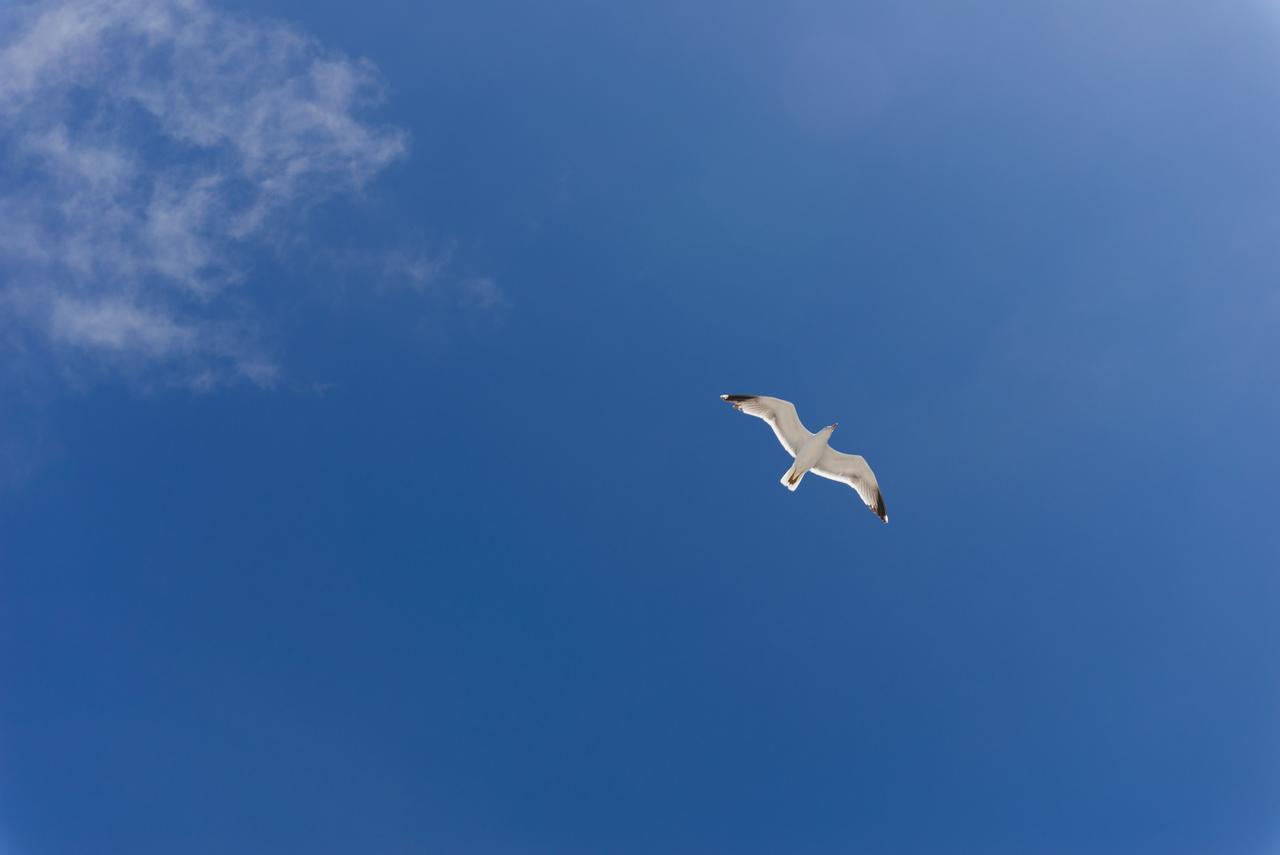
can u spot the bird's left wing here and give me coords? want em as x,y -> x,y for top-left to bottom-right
812,449 -> 889,523
720,394 -> 812,457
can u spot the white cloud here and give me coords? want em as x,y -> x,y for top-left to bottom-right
49,296 -> 194,355
323,243 -> 510,313
0,0 -> 408,386
331,244 -> 452,291
459,276 -> 509,311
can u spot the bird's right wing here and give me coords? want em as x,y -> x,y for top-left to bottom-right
812,449 -> 888,523
720,394 -> 813,457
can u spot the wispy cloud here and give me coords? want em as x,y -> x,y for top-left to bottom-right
329,243 -> 453,292
0,0 -> 408,386
458,276 -> 509,311
321,241 -> 510,319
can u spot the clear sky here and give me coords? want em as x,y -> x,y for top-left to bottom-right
2,1 -> 1279,853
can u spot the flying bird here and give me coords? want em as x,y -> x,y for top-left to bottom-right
720,394 -> 888,523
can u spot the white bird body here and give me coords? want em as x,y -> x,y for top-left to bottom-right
721,394 -> 889,523
782,425 -> 835,491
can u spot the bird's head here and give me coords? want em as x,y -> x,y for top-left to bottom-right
825,422 -> 839,433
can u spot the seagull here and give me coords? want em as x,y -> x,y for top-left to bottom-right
720,394 -> 888,523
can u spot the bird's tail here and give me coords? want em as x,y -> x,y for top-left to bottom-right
780,463 -> 806,492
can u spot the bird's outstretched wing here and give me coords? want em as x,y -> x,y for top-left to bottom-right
812,449 -> 889,523
720,394 -> 812,457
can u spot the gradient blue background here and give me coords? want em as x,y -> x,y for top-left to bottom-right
3,1 -> 1280,853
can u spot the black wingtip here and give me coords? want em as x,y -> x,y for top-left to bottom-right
721,394 -> 755,404
875,492 -> 888,524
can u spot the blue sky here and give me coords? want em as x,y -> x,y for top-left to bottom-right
2,1 -> 1279,853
